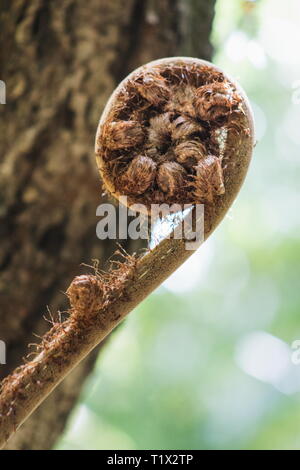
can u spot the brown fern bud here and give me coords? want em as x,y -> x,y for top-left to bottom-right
134,71 -> 170,106
157,162 -> 187,196
147,113 -> 172,150
165,85 -> 197,117
103,121 -> 144,150
194,82 -> 241,121
171,115 -> 205,141
95,57 -> 253,211
193,155 -> 225,203
174,140 -> 206,167
119,155 -> 157,195
67,275 -> 104,316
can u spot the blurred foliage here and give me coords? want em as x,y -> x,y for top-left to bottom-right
56,0 -> 300,450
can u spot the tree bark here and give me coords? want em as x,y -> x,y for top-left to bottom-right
0,0 -> 216,450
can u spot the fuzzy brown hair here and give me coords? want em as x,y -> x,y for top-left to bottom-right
95,58 -> 248,212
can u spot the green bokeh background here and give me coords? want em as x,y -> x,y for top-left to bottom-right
56,0 -> 300,450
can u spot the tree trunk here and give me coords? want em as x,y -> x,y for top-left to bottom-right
0,0 -> 216,450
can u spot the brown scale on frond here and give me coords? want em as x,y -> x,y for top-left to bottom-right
165,85 -> 197,117
118,155 -> 157,195
192,155 -> 225,203
227,110 -> 250,138
96,59 -> 248,210
102,121 -> 145,150
171,115 -> 206,141
134,71 -> 170,106
67,275 -> 104,316
194,82 -> 241,121
174,140 -> 207,168
147,113 -> 172,150
157,162 -> 187,197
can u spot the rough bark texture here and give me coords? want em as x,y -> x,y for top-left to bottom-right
0,0 -> 216,450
